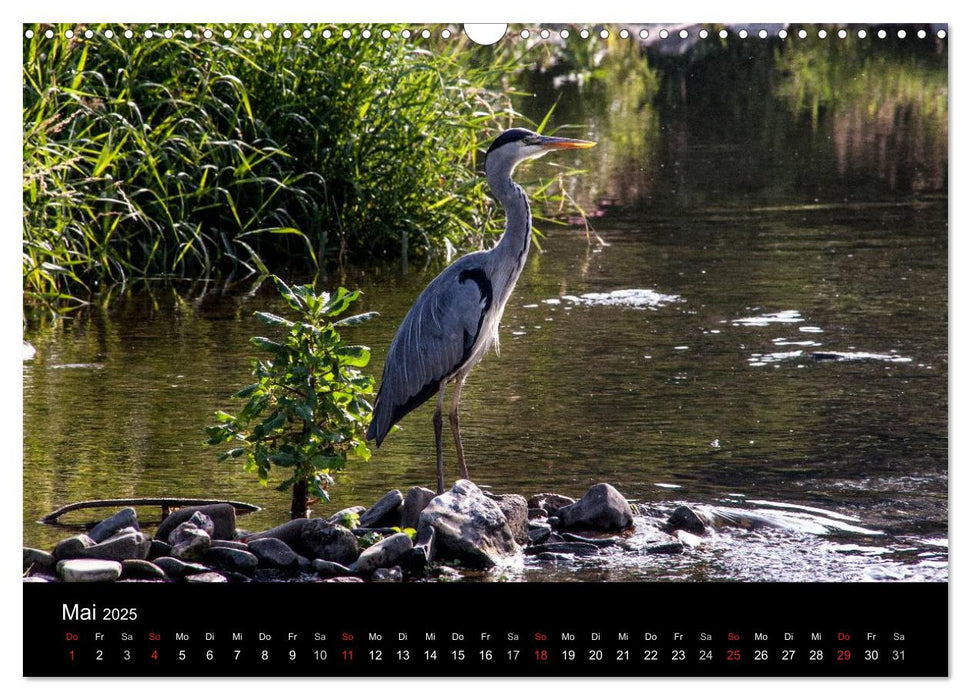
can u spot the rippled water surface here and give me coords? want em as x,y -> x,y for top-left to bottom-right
23,43 -> 947,581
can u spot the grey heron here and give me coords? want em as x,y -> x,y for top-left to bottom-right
366,128 -> 596,493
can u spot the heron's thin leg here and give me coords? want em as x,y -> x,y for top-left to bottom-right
449,375 -> 469,481
433,385 -> 446,494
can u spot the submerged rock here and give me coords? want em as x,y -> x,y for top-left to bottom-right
57,559 -> 122,583
666,505 -> 711,536
554,483 -> 633,531
88,507 -> 139,543
418,480 -> 520,569
359,490 -> 404,528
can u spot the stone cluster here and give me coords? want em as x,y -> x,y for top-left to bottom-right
24,481 -> 699,583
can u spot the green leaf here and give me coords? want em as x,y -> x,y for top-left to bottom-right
323,287 -> 360,317
251,336 -> 283,352
336,345 -> 371,367
254,311 -> 295,328
334,311 -> 379,327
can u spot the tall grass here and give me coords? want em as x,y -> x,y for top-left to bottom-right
23,24 -> 527,311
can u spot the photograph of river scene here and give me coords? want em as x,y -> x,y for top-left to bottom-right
23,24 -> 947,585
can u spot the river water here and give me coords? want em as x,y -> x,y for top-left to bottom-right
23,39 -> 948,582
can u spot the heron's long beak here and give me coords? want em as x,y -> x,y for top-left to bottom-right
537,135 -> 597,150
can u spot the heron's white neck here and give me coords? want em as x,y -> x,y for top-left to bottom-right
486,166 -> 532,297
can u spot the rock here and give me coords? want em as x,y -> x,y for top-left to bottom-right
295,554 -> 314,572
313,560 -> 353,579
23,547 -> 56,572
400,486 -> 436,529
170,528 -> 212,561
148,539 -> 172,560
527,508 -> 548,520
554,483 -> 633,531
322,576 -> 364,583
561,532 -> 620,547
211,539 -> 249,551
155,504 -> 236,542
537,552 -> 574,562
353,532 -> 413,577
527,541 -> 601,557
206,547 -> 259,573
418,480 -> 520,568
24,576 -> 53,583
372,566 -> 403,582
359,490 -> 404,528
57,559 -> 122,582
53,534 -> 96,560
185,572 -> 228,583
666,506 -> 710,536
326,507 -> 366,528
166,511 -> 215,544
246,518 -> 307,548
488,494 -> 529,544
120,559 -> 168,580
528,493 -> 575,516
85,531 -> 152,561
398,546 -> 429,579
646,542 -> 685,555
153,557 -> 210,578
675,530 -> 703,548
299,519 -> 359,565
527,521 -> 552,545
87,507 -> 139,543
248,537 -> 297,568
636,503 -> 667,518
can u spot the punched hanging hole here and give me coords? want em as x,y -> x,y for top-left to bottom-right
441,29 -> 451,39
203,29 -> 212,38
243,29 -> 252,39
402,29 -> 411,38
560,29 -> 570,39
798,29 -> 807,38
718,29 -> 728,39
283,29 -> 292,39
25,29 -> 33,38
699,29 -> 709,39
579,29 -> 589,39
898,29 -> 906,39
64,29 -> 73,38
362,29 -> 372,39
164,29 -> 173,38
818,29 -> 827,38
44,29 -> 54,38
184,29 -> 193,39
779,29 -> 788,39
144,30 -> 153,38
838,29 -> 847,39
917,29 -> 926,38
223,29 -> 232,39
758,29 -> 767,39
659,29 -> 669,39
342,29 -> 351,39
302,29 -> 311,38
324,29 -> 333,38
600,29 -> 609,39
679,29 -> 688,39
877,29 -> 887,38
105,29 -> 114,38
464,24 -> 507,45
620,29 -> 629,39
858,29 -> 867,38
738,29 -> 747,39
85,29 -> 94,39
421,29 -> 430,39
263,30 -> 271,38
541,29 -> 550,39
381,29 -> 390,39
937,29 -> 946,38
639,29 -> 649,39
125,29 -> 134,38
520,29 -> 530,39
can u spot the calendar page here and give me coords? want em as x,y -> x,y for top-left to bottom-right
22,21 -> 948,678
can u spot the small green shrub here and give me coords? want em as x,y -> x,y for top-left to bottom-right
205,275 -> 375,518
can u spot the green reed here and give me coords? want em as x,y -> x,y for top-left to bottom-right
23,24 -> 527,312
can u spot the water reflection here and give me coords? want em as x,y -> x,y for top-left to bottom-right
23,35 -> 947,582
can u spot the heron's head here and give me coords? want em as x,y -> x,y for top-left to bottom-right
485,127 -> 595,181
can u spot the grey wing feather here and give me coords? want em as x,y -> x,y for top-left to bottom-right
367,262 -> 490,445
